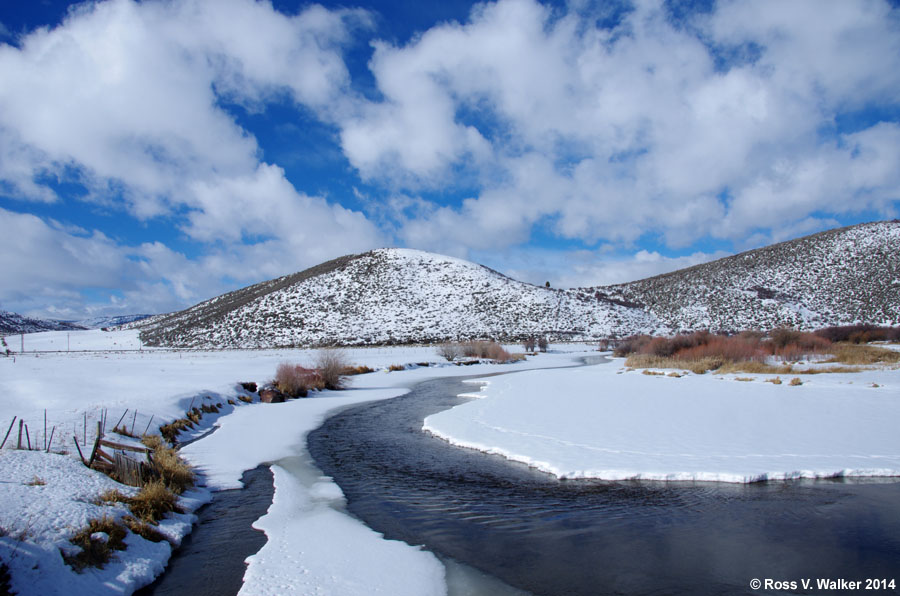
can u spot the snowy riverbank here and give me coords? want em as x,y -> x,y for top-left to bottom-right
424,358 -> 900,483
0,329 -> 594,595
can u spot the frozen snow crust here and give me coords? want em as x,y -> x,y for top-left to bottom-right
424,358 -> 900,483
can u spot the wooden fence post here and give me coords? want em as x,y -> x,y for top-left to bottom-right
0,416 -> 15,449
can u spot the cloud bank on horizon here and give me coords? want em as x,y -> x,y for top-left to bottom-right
0,0 -> 898,319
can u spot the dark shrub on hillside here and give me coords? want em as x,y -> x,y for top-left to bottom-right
814,324 -> 900,344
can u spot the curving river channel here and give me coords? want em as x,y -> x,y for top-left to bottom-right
308,373 -> 900,596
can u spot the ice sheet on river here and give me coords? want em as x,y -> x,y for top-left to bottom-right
423,361 -> 900,483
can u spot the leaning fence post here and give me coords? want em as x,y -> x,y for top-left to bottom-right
24,424 -> 31,450
88,421 -> 102,468
0,416 -> 16,449
17,419 -> 23,449
112,409 -> 128,433
143,415 -> 154,437
73,436 -> 87,465
46,427 -> 56,453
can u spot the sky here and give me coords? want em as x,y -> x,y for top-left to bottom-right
0,0 -> 898,320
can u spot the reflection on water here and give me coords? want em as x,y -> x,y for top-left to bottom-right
308,376 -> 900,596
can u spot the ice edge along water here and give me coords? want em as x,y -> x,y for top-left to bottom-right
423,361 -> 900,484
0,330 -> 595,595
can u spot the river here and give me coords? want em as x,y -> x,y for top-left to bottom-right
308,375 -> 900,595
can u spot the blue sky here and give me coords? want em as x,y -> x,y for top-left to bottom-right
1,0 -> 899,319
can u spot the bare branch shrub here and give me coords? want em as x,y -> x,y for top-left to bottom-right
437,343 -> 462,361
316,348 -> 348,390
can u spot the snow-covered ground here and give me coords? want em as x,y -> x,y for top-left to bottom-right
0,329 -> 593,595
5,329 -> 898,595
424,358 -> 900,483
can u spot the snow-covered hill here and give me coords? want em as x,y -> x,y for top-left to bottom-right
0,311 -> 85,335
582,221 -> 900,332
135,221 -> 900,348
71,314 -> 153,329
138,248 -> 661,348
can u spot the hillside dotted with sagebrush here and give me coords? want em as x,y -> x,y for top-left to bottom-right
134,221 -> 900,349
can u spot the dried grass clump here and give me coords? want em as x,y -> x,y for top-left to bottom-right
95,489 -> 131,506
387,364 -> 405,372
734,377 -> 754,382
766,377 -> 783,385
159,418 -> 193,444
625,353 -> 724,374
238,394 -> 254,403
641,369 -> 664,376
200,403 -> 221,414
129,480 -> 178,523
793,365 -> 861,374
789,377 -> 803,386
717,361 -> 793,375
142,435 -> 194,494
275,362 -> 321,397
122,515 -> 169,543
824,344 -> 900,365
64,516 -> 127,571
342,365 -> 375,375
25,476 -> 46,486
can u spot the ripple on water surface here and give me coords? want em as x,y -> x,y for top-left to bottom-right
308,376 -> 900,596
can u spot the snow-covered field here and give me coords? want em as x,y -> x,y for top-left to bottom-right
0,329 -> 593,595
3,329 -> 899,595
424,358 -> 900,483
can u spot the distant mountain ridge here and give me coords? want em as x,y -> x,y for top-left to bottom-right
0,311 -> 85,335
133,221 -> 900,349
71,314 -> 153,329
12,221 -> 895,348
585,220 -> 900,333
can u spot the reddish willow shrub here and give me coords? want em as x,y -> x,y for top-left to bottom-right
616,328 -> 833,363
275,363 -> 323,397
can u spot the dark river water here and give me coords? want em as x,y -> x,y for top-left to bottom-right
308,375 -> 900,596
135,466 -> 273,596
